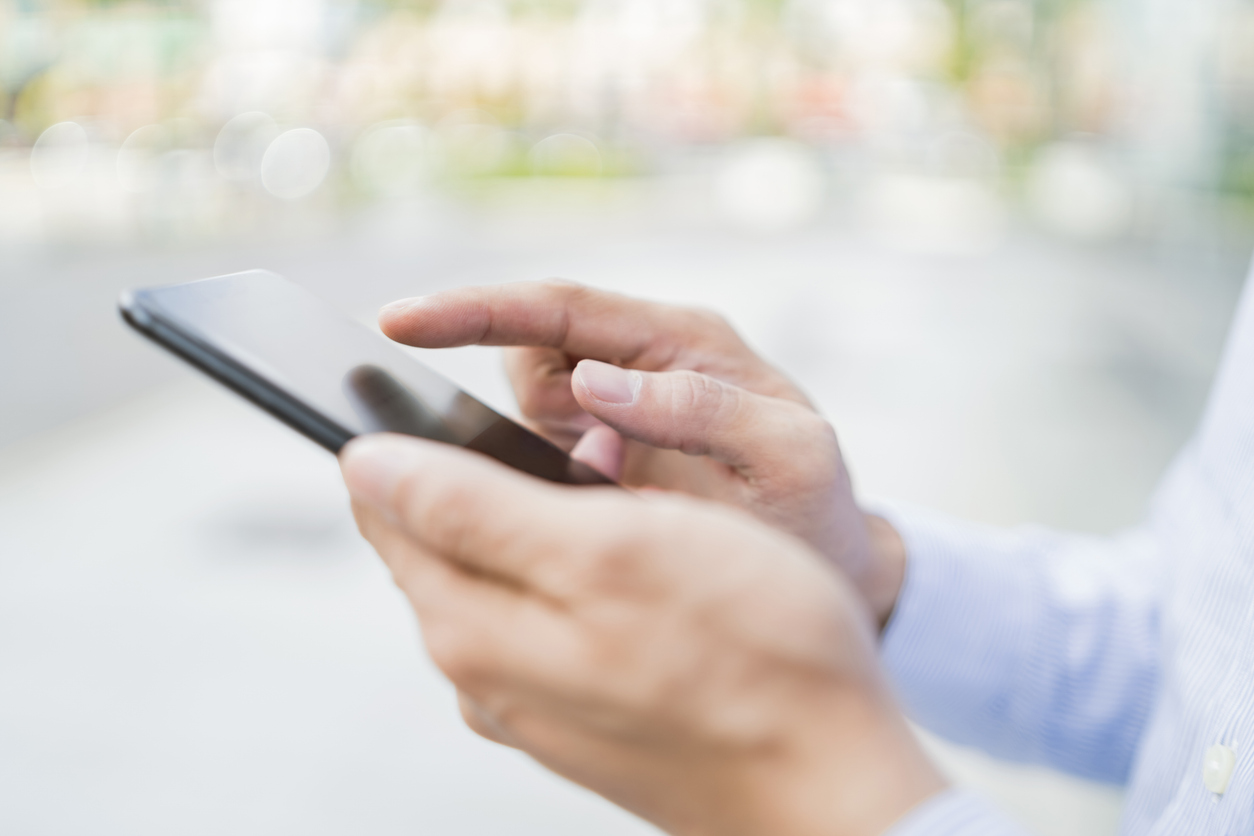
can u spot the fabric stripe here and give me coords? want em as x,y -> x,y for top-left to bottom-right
881,789 -> 1029,836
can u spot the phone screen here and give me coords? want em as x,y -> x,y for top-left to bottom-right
122,270 -> 612,486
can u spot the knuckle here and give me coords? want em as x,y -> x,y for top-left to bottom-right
672,370 -> 724,413
547,543 -> 626,597
539,279 -> 591,346
424,623 -> 484,688
771,410 -> 841,485
684,305 -> 729,331
579,631 -> 678,718
416,478 -> 479,556
458,700 -> 495,739
589,514 -> 673,595
478,692 -> 525,733
669,372 -> 739,446
387,466 -> 423,520
800,412 -> 840,459
795,408 -> 837,444
585,541 -> 644,595
683,306 -> 742,344
553,504 -> 655,596
350,499 -> 383,541
542,277 -> 587,305
458,692 -> 520,746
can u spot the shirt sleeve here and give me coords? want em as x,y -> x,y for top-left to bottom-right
883,789 -> 1031,836
877,503 -> 1161,784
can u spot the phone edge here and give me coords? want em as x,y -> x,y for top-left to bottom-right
118,291 -> 355,454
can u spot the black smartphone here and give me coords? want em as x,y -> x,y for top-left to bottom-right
118,270 -> 613,486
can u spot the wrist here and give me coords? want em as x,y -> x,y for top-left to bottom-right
860,514 -> 907,631
738,695 -> 946,836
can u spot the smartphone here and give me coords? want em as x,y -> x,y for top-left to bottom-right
118,269 -> 613,486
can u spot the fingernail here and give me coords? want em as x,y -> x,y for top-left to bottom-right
340,435 -> 421,510
575,360 -> 641,405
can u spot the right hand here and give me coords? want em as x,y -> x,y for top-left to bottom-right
378,281 -> 902,622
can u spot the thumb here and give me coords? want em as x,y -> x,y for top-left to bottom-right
571,359 -> 800,470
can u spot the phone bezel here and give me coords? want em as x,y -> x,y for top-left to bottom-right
120,289 -> 355,452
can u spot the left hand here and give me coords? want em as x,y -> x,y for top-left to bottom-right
340,433 -> 943,836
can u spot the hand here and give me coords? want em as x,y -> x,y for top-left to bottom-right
378,281 -> 904,624
341,434 -> 943,836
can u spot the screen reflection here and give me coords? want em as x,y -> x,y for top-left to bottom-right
345,364 -> 461,444
343,363 -> 611,485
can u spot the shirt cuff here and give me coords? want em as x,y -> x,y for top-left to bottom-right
874,503 -> 1044,748
882,788 -> 1029,836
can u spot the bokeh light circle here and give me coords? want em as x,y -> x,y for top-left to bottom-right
214,112 -> 280,183
714,138 -> 825,231
260,128 -> 331,200
350,121 -> 427,194
1028,142 -> 1130,241
31,122 -> 89,189
529,133 -> 602,177
117,124 -> 171,193
434,111 -> 510,176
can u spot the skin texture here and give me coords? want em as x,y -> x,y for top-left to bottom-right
341,435 -> 945,836
378,281 -> 904,625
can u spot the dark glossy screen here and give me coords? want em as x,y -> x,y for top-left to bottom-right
126,270 -> 611,485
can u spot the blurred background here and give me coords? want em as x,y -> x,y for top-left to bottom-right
2,0 -> 1253,833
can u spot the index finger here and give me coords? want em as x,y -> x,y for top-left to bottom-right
378,281 -> 748,372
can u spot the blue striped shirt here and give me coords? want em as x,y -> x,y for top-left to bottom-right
879,260 -> 1254,834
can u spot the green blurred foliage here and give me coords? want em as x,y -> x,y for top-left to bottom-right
1,0 -> 1251,209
